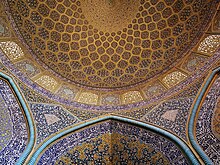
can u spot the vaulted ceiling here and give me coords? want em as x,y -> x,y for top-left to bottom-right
5,0 -> 216,89
0,1 -> 220,164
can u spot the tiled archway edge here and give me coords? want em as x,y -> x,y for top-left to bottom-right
188,66 -> 220,165
28,115 -> 200,165
2,66 -> 219,164
0,72 -> 35,165
30,63 -> 220,165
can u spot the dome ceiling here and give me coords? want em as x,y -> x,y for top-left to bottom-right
5,0 -> 216,90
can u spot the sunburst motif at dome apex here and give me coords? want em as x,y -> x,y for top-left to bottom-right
5,0 -> 217,89
81,0 -> 139,32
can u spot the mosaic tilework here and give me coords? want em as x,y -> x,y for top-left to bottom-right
182,53 -> 207,73
212,99 -> 220,140
15,60 -> 40,78
17,80 -> 55,104
161,110 -> 179,122
0,94 -> 13,151
198,35 -> 220,54
30,103 -> 80,145
17,78 -> 105,121
116,107 -> 153,120
122,91 -> 143,104
18,85 -> 49,103
35,75 -> 58,92
111,121 -> 189,164
37,121 -> 189,164
56,132 -> 112,164
162,71 -> 187,88
17,77 -> 107,122
81,0 -> 139,32
56,133 -> 169,165
67,107 -> 107,121
0,56 -> 10,73
0,41 -> 24,60
174,77 -> 205,98
68,105 -> 154,121
15,61 -> 204,122
196,76 -> 220,164
37,121 -> 111,165
213,10 -> 220,32
0,17 -> 10,37
1,37 -> 220,111
142,97 -> 194,140
0,79 -> 28,164
111,133 -> 169,164
55,85 -> 78,100
78,92 -> 98,105
101,94 -> 120,105
5,0 -> 219,89
143,81 -> 166,98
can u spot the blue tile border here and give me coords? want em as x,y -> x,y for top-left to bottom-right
2,65 -> 220,164
0,72 -> 35,165
28,115 -> 200,165
188,67 -> 220,165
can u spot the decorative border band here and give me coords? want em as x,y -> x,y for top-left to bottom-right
0,72 -> 35,165
28,115 -> 200,165
188,66 -> 220,165
3,67 -> 219,164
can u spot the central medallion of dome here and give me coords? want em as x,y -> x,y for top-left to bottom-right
81,0 -> 139,32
